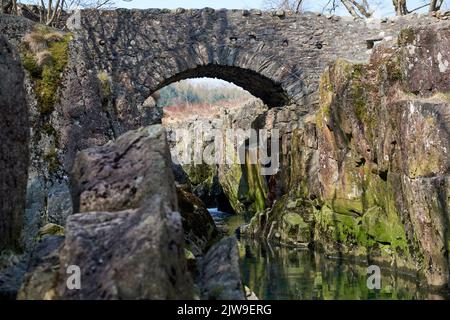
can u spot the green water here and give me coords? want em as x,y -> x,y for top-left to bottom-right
239,239 -> 450,300
208,209 -> 450,300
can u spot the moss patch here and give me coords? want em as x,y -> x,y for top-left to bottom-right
97,71 -> 112,100
43,147 -> 60,174
37,223 -> 64,241
21,27 -> 72,115
398,27 -> 416,47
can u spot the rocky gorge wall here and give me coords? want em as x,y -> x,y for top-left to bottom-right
0,8 -> 449,298
244,23 -> 450,287
165,98 -> 270,214
1,10 -> 448,253
0,35 -> 29,252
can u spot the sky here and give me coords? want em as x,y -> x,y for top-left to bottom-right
116,0 -> 449,17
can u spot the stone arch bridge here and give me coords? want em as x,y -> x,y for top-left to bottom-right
0,9 -> 449,296
67,9 -> 436,117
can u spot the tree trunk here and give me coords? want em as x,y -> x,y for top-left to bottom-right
11,0 -> 16,14
393,0 -> 408,16
46,0 -> 62,26
430,0 -> 444,12
47,0 -> 53,23
341,0 -> 361,18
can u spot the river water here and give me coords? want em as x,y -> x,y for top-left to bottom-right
208,208 -> 449,300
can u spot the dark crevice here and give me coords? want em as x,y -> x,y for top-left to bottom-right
355,158 -> 366,167
345,132 -> 352,143
378,170 -> 388,182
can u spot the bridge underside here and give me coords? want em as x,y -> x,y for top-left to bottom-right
154,64 -> 291,108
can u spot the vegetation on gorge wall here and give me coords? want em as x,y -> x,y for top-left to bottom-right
243,27 -> 450,287
157,80 -> 252,109
20,26 -> 71,176
21,26 -> 71,115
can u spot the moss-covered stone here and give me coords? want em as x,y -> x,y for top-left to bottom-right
362,206 -> 407,250
43,147 -> 60,174
37,223 -> 64,241
398,27 -> 416,46
21,27 -> 72,115
218,149 -> 268,215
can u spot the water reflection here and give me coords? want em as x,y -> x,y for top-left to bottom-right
208,208 -> 450,300
239,239 -> 450,300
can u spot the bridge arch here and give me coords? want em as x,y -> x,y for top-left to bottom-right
138,47 -> 306,109
152,64 -> 291,108
66,8 -> 421,130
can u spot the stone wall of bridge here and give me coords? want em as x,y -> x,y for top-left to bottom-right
67,9 -> 446,115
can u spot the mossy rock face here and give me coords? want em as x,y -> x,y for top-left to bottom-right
361,207 -> 407,250
244,27 -> 449,286
282,212 -> 310,243
283,212 -> 306,227
398,27 -> 416,46
238,160 -> 268,214
332,198 -> 364,216
218,154 -> 268,215
43,147 -> 60,174
21,27 -> 72,115
315,205 -> 367,246
37,223 -> 64,241
255,195 -> 313,245
184,164 -> 215,186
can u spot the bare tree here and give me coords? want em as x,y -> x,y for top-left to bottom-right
429,0 -> 444,12
13,0 -> 119,25
340,0 -> 372,18
263,0 -> 304,13
409,0 -> 444,14
1,0 -> 18,14
392,0 -> 408,15
322,0 -> 340,14
63,0 -> 117,10
267,0 -> 373,18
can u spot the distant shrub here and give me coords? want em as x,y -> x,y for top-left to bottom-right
156,79 -> 252,108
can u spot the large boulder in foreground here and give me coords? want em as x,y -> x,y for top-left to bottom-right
200,236 -> 245,300
0,35 -> 29,251
57,125 -> 194,299
71,125 -> 177,213
58,196 -> 193,299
